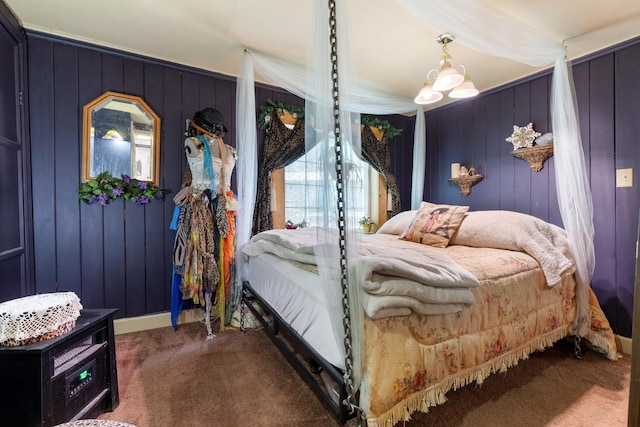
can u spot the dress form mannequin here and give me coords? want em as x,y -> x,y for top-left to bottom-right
184,132 -> 236,194
170,108 -> 238,337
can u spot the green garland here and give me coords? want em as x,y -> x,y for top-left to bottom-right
257,99 -> 403,139
361,115 -> 403,138
258,99 -> 305,130
78,171 -> 171,206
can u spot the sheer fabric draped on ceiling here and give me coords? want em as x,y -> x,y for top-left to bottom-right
234,0 -> 595,414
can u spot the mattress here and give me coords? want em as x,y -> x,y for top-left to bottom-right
247,252 -> 345,369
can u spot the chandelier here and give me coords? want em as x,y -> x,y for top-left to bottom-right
414,33 -> 479,105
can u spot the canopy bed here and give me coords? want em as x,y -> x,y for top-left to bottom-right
230,0 -> 618,425
241,207 -> 617,425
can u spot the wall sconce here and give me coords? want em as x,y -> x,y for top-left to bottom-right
414,33 -> 479,105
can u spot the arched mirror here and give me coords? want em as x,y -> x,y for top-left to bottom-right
82,91 -> 161,186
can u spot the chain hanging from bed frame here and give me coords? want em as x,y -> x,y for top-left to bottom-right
328,0 -> 364,424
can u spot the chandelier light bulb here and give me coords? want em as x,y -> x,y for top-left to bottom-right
414,80 -> 443,104
433,63 -> 464,92
449,74 -> 479,99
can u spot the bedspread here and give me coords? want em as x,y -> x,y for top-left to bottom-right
361,246 -> 576,426
361,243 -> 618,426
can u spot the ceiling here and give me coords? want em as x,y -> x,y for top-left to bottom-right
6,0 -> 640,111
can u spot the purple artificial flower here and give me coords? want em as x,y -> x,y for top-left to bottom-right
88,195 -> 99,204
139,182 -> 148,189
136,196 -> 150,205
97,193 -> 110,205
155,193 -> 165,200
112,187 -> 124,196
123,175 -> 131,184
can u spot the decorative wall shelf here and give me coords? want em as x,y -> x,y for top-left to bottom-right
448,175 -> 483,196
511,144 -> 553,171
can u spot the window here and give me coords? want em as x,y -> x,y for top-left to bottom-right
284,143 -> 373,228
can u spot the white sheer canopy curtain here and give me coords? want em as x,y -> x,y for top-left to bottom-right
396,0 -> 594,335
235,52 -> 257,293
236,0 -> 595,417
236,0 -> 426,408
305,0 -> 363,407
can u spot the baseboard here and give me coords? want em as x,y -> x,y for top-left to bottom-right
113,310 -> 204,335
617,334 -> 632,356
114,313 -> 634,357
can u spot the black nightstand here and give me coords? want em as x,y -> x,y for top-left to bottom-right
0,308 -> 119,427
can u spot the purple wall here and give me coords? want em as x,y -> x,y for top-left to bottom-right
21,30 -> 640,337
25,32 -> 302,319
422,38 -> 640,337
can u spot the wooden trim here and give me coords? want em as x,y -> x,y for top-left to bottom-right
376,173 -> 388,227
271,168 -> 286,228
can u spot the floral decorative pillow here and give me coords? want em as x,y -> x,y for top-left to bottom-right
400,202 -> 469,247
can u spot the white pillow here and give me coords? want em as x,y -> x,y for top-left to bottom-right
375,210 -> 418,235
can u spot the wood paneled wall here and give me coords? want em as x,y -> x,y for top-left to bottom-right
423,39 -> 640,336
25,32 -> 305,319
23,31 -> 639,337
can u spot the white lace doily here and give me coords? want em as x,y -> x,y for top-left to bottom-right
55,421 -> 137,427
0,292 -> 83,346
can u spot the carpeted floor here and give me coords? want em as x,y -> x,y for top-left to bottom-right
99,319 -> 630,427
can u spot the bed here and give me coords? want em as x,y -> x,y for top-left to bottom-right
240,204 -> 618,426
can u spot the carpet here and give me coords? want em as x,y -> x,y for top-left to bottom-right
99,319 -> 630,427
